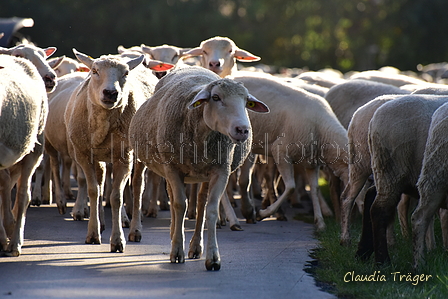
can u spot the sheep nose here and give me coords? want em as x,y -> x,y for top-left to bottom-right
103,89 -> 118,102
209,61 -> 221,68
234,126 -> 249,141
44,74 -> 56,89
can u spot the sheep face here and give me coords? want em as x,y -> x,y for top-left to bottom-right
0,44 -> 58,93
189,79 -> 269,143
185,36 -> 260,78
73,50 -> 144,110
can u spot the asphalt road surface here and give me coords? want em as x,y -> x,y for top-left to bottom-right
0,198 -> 335,299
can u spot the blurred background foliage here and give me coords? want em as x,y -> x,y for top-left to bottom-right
2,0 -> 448,73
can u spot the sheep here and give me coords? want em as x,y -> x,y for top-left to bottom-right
43,72 -> 88,215
128,66 -> 269,270
47,56 -> 90,77
64,49 -> 166,251
324,79 -> 410,129
359,94 -> 448,264
184,36 -> 260,78
232,73 -> 349,231
349,70 -> 427,87
0,54 -> 48,256
297,71 -> 346,88
0,44 -> 58,93
140,43 -> 191,78
339,94 -> 407,246
412,101 -> 448,269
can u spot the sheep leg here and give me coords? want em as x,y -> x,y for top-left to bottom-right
30,157 -> 45,207
128,162 -> 145,242
124,182 -> 133,221
165,170 -> 187,264
440,208 -> 448,249
221,191 -> 242,231
158,179 -> 170,211
340,175 -> 371,246
145,171 -> 161,217
78,159 -> 102,245
188,182 -> 207,259
187,183 -> 198,220
109,162 -> 131,253
0,170 -> 12,251
258,161 -> 295,222
306,167 -> 326,232
371,190 -> 401,264
72,164 -> 89,220
412,189 -> 445,269
46,142 -> 67,215
397,194 -> 411,238
8,151 -> 42,256
238,157 -> 257,223
356,186 -> 376,260
61,156 -> 75,201
205,173 -> 229,271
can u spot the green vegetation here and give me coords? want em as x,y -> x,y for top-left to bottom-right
3,0 -> 448,72
308,216 -> 448,298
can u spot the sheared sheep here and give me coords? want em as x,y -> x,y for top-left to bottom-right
359,94 -> 448,264
232,73 -> 349,231
129,66 -> 269,270
184,36 -> 260,78
0,54 -> 48,256
64,49 -> 170,251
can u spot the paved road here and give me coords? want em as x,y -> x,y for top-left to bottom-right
0,199 -> 335,299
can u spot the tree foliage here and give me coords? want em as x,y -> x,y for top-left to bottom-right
2,0 -> 448,72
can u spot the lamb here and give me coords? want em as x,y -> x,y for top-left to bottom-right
324,79 -> 410,129
184,36 -> 260,78
358,94 -> 448,264
0,44 -> 58,93
48,56 -> 90,77
64,49 -> 165,251
0,54 -> 48,256
128,66 -> 269,270
412,101 -> 448,269
232,73 -> 349,231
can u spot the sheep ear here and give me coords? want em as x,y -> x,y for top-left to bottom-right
117,45 -> 127,54
73,48 -> 94,69
183,47 -> 203,58
140,45 -> 153,55
179,48 -> 193,58
146,60 -> 175,72
188,89 -> 210,109
246,94 -> 269,113
48,56 -> 64,69
44,47 -> 57,58
0,46 -> 13,55
127,54 -> 144,71
234,49 -> 261,62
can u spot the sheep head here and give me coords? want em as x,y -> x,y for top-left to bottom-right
73,48 -> 144,110
0,44 -> 58,93
189,78 -> 269,143
184,36 -> 260,78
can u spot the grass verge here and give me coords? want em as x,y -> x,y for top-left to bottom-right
306,215 -> 448,298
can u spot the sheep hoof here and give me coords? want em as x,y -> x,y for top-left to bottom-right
188,248 -> 202,259
73,212 -> 84,221
170,251 -> 185,264
146,209 -> 158,218
31,198 -> 41,207
85,235 -> 101,245
57,204 -> 67,215
128,230 -> 142,242
205,258 -> 221,271
110,242 -> 124,253
230,224 -> 243,231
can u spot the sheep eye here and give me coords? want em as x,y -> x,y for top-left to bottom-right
212,94 -> 220,101
247,101 -> 256,108
203,50 -> 208,55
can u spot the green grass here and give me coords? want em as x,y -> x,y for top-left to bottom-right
300,178 -> 448,298
306,216 -> 448,299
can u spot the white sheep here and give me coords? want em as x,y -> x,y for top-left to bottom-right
361,94 -> 448,264
48,56 -> 90,77
184,36 -> 260,78
349,70 -> 427,87
0,54 -> 48,256
324,79 -> 410,129
140,43 -> 191,77
64,49 -> 163,251
232,73 -> 349,231
129,66 -> 269,270
339,94 -> 407,246
413,101 -> 448,269
297,71 -> 346,88
0,44 -> 58,93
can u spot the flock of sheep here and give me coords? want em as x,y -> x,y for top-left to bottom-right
1,34 -> 448,271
